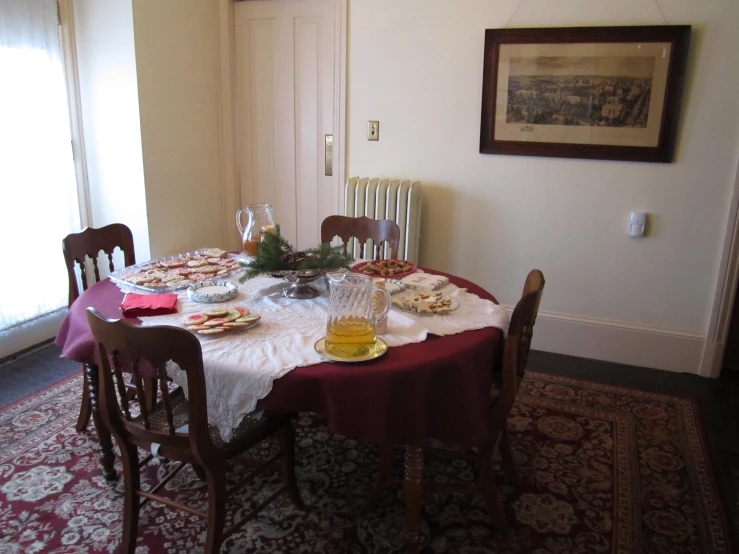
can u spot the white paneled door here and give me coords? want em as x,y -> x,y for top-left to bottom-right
235,0 -> 340,251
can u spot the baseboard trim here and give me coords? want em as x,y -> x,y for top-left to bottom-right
503,306 -> 706,374
0,310 -> 66,361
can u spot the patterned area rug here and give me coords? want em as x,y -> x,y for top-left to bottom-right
0,371 -> 734,553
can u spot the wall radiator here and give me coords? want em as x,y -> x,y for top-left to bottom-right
344,177 -> 423,263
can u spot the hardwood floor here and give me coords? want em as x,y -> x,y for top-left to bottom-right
2,344 -> 738,538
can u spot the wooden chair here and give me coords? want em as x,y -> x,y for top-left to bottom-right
321,215 -> 400,260
86,308 -> 305,554
365,270 -> 545,546
63,223 -> 137,432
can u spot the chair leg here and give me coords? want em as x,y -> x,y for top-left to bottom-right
499,427 -> 521,489
404,446 -> 424,554
204,465 -> 228,554
75,366 -> 92,432
119,443 -> 141,554
277,421 -> 306,510
478,445 -> 508,537
364,442 -> 393,513
193,464 -> 207,482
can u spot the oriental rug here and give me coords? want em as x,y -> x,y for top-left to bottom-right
0,371 -> 734,553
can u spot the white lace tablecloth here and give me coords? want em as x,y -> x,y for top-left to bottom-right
137,272 -> 509,440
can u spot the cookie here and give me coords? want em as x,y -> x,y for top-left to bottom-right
204,317 -> 230,327
235,314 -> 260,323
184,314 -> 209,325
187,324 -> 210,330
234,307 -> 250,316
202,248 -> 228,259
204,308 -> 228,317
187,259 -> 208,268
159,259 -> 186,269
198,327 -> 226,335
223,309 -> 241,322
198,266 -> 220,274
222,321 -> 253,328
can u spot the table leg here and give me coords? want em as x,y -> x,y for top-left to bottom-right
404,445 -> 424,554
86,363 -> 117,481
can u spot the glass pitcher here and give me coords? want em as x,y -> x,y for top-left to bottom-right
325,273 -> 391,358
236,203 -> 275,256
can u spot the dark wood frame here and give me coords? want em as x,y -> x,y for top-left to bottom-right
479,26 -> 691,162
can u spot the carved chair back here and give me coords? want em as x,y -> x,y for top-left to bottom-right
63,223 -> 136,307
86,308 -> 217,458
321,215 -> 400,260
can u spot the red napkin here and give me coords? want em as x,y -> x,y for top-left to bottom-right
120,292 -> 178,318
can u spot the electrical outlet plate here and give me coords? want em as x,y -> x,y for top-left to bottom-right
368,120 -> 379,141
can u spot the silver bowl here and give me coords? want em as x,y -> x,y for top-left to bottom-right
281,269 -> 323,299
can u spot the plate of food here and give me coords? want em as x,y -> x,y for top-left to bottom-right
351,259 -> 417,279
391,290 -> 459,315
110,248 -> 244,293
182,307 -> 261,337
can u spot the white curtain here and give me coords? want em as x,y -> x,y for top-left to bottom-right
0,0 -> 81,333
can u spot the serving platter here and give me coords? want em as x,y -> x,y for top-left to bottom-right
109,249 -> 246,294
351,260 -> 417,279
182,307 -> 261,338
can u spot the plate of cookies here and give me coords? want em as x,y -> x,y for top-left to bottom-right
183,307 -> 261,337
110,248 -> 245,293
391,290 -> 458,315
351,260 -> 417,279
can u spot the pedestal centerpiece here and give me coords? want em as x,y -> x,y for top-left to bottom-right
239,226 -> 353,299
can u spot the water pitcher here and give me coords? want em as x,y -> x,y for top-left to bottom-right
325,273 -> 391,358
236,203 -> 275,256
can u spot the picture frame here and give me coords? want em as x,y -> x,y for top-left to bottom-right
479,26 -> 691,163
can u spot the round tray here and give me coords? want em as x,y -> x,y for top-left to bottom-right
351,260 -> 417,279
314,337 -> 388,362
187,281 -> 238,303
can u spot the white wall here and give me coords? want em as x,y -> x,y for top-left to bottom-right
72,0 -> 150,261
346,0 -> 739,373
132,0 -> 225,258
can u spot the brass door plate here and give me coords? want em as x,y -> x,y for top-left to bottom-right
367,120 -> 379,141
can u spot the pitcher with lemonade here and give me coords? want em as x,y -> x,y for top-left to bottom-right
325,273 -> 391,359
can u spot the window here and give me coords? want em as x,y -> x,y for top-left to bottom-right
0,0 -> 83,350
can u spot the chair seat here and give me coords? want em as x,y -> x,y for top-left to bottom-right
133,388 -> 290,456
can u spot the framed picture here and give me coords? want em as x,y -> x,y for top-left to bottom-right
480,26 -> 691,162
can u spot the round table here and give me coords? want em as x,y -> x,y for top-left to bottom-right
56,270 -> 504,553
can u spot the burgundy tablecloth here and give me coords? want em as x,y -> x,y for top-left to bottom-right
56,273 -> 503,447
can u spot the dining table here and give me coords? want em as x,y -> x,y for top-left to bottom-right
56,265 -> 508,553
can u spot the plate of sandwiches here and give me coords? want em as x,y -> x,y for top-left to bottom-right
182,306 -> 261,337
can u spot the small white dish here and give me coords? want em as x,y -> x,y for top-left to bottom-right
187,280 -> 238,303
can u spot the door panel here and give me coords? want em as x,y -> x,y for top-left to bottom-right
236,0 -> 337,251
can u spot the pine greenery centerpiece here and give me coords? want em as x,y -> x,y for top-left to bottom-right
239,225 -> 353,282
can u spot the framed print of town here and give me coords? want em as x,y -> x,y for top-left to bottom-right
479,26 -> 691,162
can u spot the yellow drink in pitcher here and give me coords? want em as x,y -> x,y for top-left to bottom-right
325,317 -> 376,358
